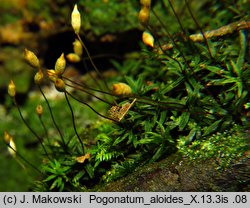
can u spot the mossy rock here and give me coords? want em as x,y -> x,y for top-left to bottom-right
96,127 -> 250,191
96,152 -> 249,191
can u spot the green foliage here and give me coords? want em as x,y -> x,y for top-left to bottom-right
42,160 -> 71,191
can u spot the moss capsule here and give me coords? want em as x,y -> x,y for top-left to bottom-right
142,31 -> 154,48
36,104 -> 43,117
24,48 -> 40,69
46,69 -> 57,82
34,69 -> 44,85
66,53 -> 81,63
112,83 -> 132,96
71,4 -> 81,35
8,80 -> 16,97
55,53 -> 66,76
55,78 -> 65,92
73,39 -> 83,56
138,7 -> 150,26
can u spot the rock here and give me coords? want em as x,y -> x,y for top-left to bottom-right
96,152 -> 250,191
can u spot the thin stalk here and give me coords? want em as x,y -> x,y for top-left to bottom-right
163,0 -> 198,55
64,91 -> 84,153
67,91 -> 119,123
127,95 -> 186,110
184,0 -> 213,59
62,76 -> 115,96
76,34 -> 109,89
76,34 -> 117,105
167,0 -> 187,36
12,97 -> 51,160
151,9 -> 190,70
38,86 -> 67,150
146,25 -> 184,73
82,53 -> 122,61
38,116 -> 49,144
81,55 -> 104,93
6,144 -> 43,175
65,82 -> 113,106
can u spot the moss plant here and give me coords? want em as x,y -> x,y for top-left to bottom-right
178,124 -> 249,168
3,0 -> 250,191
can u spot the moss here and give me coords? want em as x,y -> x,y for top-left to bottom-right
96,136 -> 249,191
177,124 -> 249,169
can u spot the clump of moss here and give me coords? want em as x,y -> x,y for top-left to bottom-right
178,124 -> 249,169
